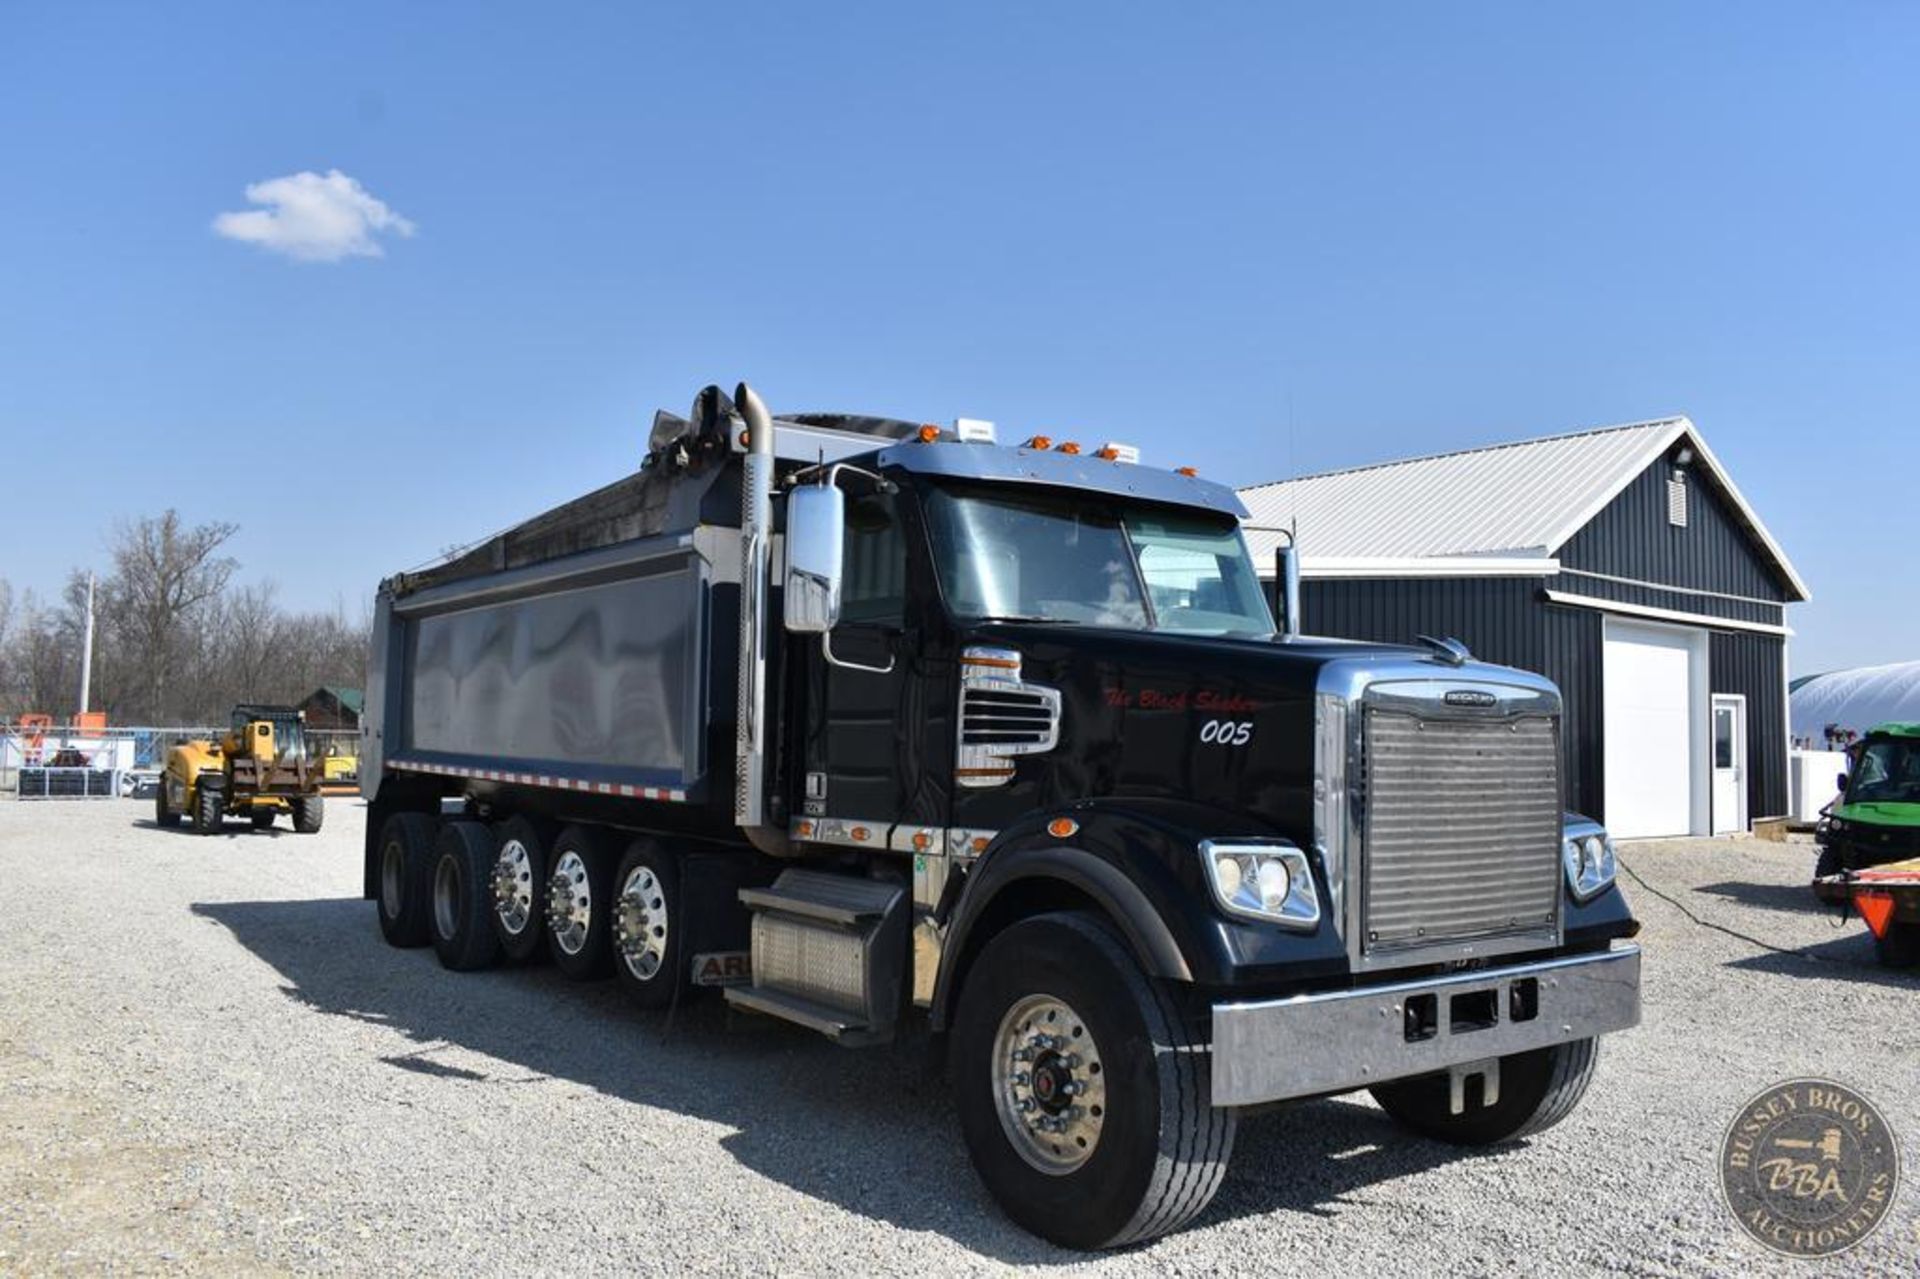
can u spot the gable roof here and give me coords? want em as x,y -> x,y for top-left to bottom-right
1238,416 -> 1809,601
307,686 -> 364,715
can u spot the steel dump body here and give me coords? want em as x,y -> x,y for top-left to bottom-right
386,533 -> 721,802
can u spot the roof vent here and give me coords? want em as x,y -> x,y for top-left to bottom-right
1668,470 -> 1688,528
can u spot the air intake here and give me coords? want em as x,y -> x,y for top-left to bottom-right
956,647 -> 1061,788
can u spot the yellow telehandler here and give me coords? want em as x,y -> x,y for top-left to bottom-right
154,704 -> 325,835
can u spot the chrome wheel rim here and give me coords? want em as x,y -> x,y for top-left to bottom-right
432,854 -> 459,939
991,994 -> 1107,1174
548,850 -> 592,956
380,841 -> 405,918
493,839 -> 534,936
614,865 -> 669,982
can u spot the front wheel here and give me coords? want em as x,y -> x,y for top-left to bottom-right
1370,1037 -> 1599,1145
292,795 -> 324,834
952,911 -> 1235,1250
192,785 -> 224,835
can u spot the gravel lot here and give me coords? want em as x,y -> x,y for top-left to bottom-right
1,799 -> 1915,1275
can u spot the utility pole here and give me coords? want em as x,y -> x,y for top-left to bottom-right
78,572 -> 95,717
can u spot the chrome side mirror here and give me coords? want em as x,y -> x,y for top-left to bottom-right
783,485 -> 844,633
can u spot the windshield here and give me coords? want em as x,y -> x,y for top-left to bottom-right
924,486 -> 1274,636
1846,738 -> 1920,804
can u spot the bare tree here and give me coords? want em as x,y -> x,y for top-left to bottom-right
105,511 -> 238,721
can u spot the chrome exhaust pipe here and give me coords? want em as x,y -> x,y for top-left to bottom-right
734,381 -> 774,830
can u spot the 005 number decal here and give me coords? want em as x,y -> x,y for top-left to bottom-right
1199,719 -> 1253,746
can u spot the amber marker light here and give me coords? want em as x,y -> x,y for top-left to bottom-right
1057,441 -> 1082,455
917,424 -> 942,443
1176,466 -> 1199,477
1023,435 -> 1054,451
1047,817 -> 1080,839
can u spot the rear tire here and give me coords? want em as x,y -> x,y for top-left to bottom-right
1875,921 -> 1920,968
611,838 -> 681,1009
545,825 -> 614,979
431,821 -> 503,972
192,785 -> 224,835
1370,1037 -> 1599,1145
376,812 -> 439,948
952,911 -> 1236,1250
155,782 -> 182,828
250,809 -> 276,830
292,795 -> 324,834
1814,843 -> 1843,879
489,815 -> 553,963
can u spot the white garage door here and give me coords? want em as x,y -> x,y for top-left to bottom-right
1603,619 -> 1702,838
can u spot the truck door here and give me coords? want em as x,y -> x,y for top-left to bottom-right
793,488 -> 950,836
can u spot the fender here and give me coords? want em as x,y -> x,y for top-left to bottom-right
928,798 -> 1346,1031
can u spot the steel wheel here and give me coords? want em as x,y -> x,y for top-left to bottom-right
381,839 -> 407,920
991,993 -> 1108,1174
614,864 -> 670,981
433,853 -> 460,941
493,837 -> 536,937
548,850 -> 594,957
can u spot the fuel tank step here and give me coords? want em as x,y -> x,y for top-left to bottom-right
725,868 -> 907,1046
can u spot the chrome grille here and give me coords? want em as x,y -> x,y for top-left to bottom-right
1361,710 -> 1561,951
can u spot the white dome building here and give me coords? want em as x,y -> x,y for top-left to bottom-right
1790,660 -> 1920,746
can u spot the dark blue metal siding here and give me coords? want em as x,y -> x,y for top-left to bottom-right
1301,578 -> 1787,825
1301,577 -> 1598,813
1710,631 -> 1789,820
1557,458 -> 1793,603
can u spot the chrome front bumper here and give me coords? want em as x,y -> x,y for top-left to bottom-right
1210,945 -> 1641,1108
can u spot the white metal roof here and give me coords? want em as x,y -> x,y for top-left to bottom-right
1239,416 -> 1810,601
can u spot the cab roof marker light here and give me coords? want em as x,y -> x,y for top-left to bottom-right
1021,434 -> 1054,451
1057,441 -> 1082,455
915,424 -> 942,443
954,417 -> 996,444
1095,443 -> 1140,464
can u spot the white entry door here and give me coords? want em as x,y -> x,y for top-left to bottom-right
1603,618 -> 1706,838
1712,694 -> 1747,834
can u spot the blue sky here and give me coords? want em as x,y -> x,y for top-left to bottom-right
2,3 -> 1914,674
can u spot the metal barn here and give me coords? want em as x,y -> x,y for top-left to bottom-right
1241,417 -> 1808,838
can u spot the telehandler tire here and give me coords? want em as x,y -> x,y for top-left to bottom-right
376,812 -> 439,948
155,783 -> 182,828
430,821 -> 502,972
952,911 -> 1236,1249
1370,1037 -> 1598,1145
192,785 -> 224,835
1875,921 -> 1920,968
292,795 -> 324,834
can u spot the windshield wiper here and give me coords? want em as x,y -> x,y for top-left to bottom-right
974,614 -> 1079,625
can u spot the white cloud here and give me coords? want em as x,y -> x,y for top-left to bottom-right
213,169 -> 415,262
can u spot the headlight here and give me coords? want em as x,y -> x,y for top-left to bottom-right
1562,829 -> 1617,902
1202,840 -> 1321,929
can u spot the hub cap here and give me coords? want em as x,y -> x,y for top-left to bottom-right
493,839 -> 535,936
614,865 -> 670,982
992,994 -> 1107,1174
548,851 -> 593,956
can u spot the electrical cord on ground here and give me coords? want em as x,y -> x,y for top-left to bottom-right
1614,854 -> 1808,957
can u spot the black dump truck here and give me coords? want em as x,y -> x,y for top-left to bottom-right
361,382 -> 1642,1248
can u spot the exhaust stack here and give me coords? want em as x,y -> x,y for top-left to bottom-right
734,381 -> 775,830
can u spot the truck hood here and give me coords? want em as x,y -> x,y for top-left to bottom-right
954,622 -> 1546,842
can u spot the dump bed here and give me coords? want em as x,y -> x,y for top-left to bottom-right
360,391 -> 913,809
